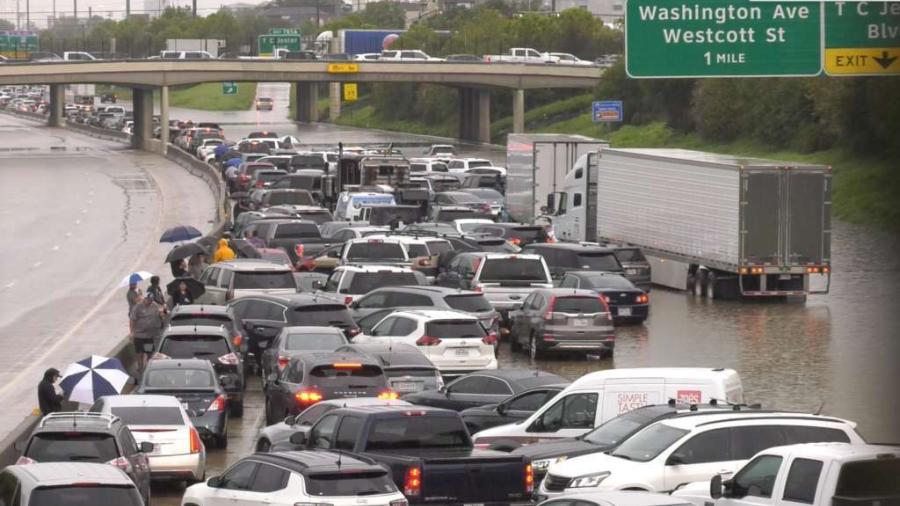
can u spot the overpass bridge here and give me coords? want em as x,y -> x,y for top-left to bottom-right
0,60 -> 602,147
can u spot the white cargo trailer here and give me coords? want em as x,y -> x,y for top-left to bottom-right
505,134 -> 607,224
552,148 -> 832,299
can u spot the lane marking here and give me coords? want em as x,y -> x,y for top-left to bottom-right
51,245 -> 59,251
32,261 -> 42,269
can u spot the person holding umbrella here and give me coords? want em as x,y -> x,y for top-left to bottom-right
129,294 -> 166,373
37,368 -> 64,415
170,280 -> 194,307
188,253 -> 207,279
170,258 -> 188,277
126,283 -> 141,314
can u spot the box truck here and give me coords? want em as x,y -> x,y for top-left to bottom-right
505,134 -> 607,225
551,148 -> 831,299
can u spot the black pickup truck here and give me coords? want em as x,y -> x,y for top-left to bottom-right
289,405 -> 534,504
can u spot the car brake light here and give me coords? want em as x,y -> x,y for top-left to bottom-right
599,294 -> 610,304
637,294 -> 649,304
151,352 -> 170,360
232,335 -> 242,347
378,389 -> 400,400
404,466 -> 422,496
296,389 -> 323,405
189,426 -> 202,454
15,456 -> 36,465
542,296 -> 557,321
333,363 -> 362,369
207,395 -> 227,413
525,463 -> 534,493
218,353 -> 240,365
472,284 -> 482,293
418,258 -> 430,267
108,456 -> 133,473
278,355 -> 290,370
509,238 -> 521,245
416,335 -> 442,346
344,296 -> 354,305
294,244 -> 304,257
482,332 -> 498,345
347,327 -> 360,337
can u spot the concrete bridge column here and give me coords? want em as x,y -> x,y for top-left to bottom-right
513,89 -> 525,134
159,86 -> 169,153
329,83 -> 341,122
48,84 -> 65,127
131,88 -> 154,150
458,88 -> 491,144
295,82 -> 319,123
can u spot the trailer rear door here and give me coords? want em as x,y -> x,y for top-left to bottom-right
786,171 -> 831,266
741,172 -> 782,265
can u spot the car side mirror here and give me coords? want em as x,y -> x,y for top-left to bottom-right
710,473 -> 723,499
312,280 -> 323,289
140,442 -> 154,453
289,430 -> 307,446
667,452 -> 687,466
207,475 -> 223,488
496,403 -> 507,415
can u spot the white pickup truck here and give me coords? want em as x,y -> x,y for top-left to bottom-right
484,47 -> 558,64
673,443 -> 899,506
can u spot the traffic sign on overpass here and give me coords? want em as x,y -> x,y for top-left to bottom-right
626,0 -> 822,77
222,82 -> 238,95
824,1 -> 900,76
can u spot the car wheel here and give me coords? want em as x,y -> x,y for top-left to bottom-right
257,439 -> 271,453
529,333 -> 543,360
230,400 -> 244,418
693,270 -> 707,297
509,324 -> 521,351
264,399 -> 273,425
215,430 -> 228,449
705,271 -> 717,300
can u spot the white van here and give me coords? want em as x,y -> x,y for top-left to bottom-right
471,367 -> 743,450
334,192 -> 397,222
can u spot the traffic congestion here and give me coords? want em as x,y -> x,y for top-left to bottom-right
0,87 -> 895,506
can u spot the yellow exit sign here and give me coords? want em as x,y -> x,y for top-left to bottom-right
343,83 -> 358,101
327,63 -> 359,74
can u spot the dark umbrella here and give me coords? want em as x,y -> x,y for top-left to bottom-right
196,235 -> 218,252
160,225 -> 202,243
166,277 -> 206,299
231,239 -> 261,259
164,242 -> 208,263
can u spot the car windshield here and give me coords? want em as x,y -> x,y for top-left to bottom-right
470,189 -> 503,200
305,471 -> 398,497
274,223 -> 320,239
109,406 -> 185,426
292,155 -> 327,170
437,210 -> 477,221
583,407 -> 672,446
552,296 -> 605,314
509,227 -> 545,242
469,160 -> 493,168
610,423 -> 689,462
170,315 -> 233,330
448,193 -> 480,204
26,433 -> 119,463
232,271 -> 295,290
29,486 -> 143,506
445,294 -> 493,312
425,320 -> 485,339
407,244 -> 428,257
346,243 -> 407,262
285,332 -> 347,351
836,459 -> 900,496
348,272 -> 419,294
365,416 -> 470,450
159,335 -> 229,359
479,258 -> 548,283
614,248 -> 647,263
145,368 -> 214,389
459,221 -> 492,233
575,252 -> 622,271
268,192 -> 314,206
385,367 -> 437,378
586,274 -> 635,289
288,306 -> 354,327
426,240 -> 453,254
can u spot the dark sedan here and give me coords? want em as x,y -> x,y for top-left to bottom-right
559,271 -> 649,323
259,326 -> 349,389
401,369 -> 568,411
460,384 -> 567,434
136,359 -> 229,448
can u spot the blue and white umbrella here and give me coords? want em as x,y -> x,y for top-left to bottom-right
119,271 -> 154,288
60,355 -> 131,404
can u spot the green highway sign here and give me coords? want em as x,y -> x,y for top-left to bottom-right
222,82 -> 238,95
824,1 -> 900,76
626,0 -> 822,77
258,33 -> 302,57
270,28 -> 300,36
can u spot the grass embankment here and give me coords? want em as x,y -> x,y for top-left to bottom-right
97,83 -> 258,111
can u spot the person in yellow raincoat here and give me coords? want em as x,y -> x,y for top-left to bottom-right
212,238 -> 236,263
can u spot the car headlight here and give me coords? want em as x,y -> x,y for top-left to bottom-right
532,458 -> 553,471
568,471 -> 610,488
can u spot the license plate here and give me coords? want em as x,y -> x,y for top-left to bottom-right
618,307 -> 632,316
572,318 -> 590,327
394,382 -> 419,392
626,268 -> 638,275
455,348 -> 472,357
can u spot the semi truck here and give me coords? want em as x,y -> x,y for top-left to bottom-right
551,148 -> 832,299
336,29 -> 406,55
165,39 -> 225,58
505,134 -> 607,225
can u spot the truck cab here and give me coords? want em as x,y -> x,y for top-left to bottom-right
549,152 -> 597,243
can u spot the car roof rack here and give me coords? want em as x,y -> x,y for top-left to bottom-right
40,411 -> 120,429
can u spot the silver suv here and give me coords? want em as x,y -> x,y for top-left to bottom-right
197,259 -> 298,304
0,462 -> 144,505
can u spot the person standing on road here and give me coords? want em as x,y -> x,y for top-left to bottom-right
129,294 -> 166,373
213,238 -> 236,263
188,253 -> 207,280
225,164 -> 240,193
146,276 -> 166,306
38,368 -> 64,415
170,258 -> 188,278
126,283 -> 141,314
171,281 -> 194,307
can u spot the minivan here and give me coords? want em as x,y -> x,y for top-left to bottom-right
471,367 -> 743,450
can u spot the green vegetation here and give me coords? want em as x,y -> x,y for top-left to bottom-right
167,82 -> 258,111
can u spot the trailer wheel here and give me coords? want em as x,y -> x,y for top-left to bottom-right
693,270 -> 706,297
705,272 -> 717,300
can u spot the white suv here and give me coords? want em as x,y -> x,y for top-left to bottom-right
319,265 -> 425,305
0,462 -> 144,505
183,451 -> 408,506
537,412 -> 864,498
447,158 -> 499,174
353,309 -> 498,376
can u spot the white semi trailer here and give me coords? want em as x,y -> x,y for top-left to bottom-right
552,148 -> 832,299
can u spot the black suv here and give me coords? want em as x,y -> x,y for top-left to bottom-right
522,243 -> 624,280
17,412 -> 153,505
264,352 -> 394,424
155,325 -> 246,416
